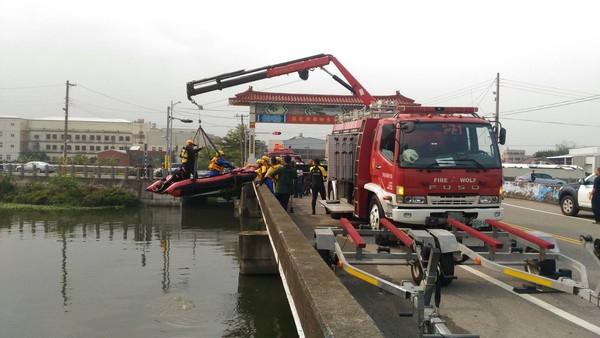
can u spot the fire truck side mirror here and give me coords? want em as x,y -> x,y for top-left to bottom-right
400,122 -> 416,133
498,127 -> 506,145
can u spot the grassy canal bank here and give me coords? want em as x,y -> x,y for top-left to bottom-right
0,175 -> 140,210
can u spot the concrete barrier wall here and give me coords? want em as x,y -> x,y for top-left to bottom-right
254,185 -> 383,338
503,181 -> 562,204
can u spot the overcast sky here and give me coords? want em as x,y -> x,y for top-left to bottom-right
1,0 -> 599,154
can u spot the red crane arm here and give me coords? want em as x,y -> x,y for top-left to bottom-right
186,54 -> 375,106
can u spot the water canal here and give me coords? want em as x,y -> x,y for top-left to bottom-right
0,203 -> 297,338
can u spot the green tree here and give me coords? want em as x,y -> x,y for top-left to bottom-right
71,154 -> 91,165
100,157 -> 119,166
18,150 -> 49,162
533,141 -> 576,158
220,125 -> 245,165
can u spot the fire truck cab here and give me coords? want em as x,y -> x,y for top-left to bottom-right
326,104 -> 505,228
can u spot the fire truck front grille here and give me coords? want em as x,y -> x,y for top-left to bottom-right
429,195 -> 478,206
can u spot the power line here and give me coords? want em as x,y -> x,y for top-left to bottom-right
503,117 -> 600,128
0,84 -> 63,90
501,94 -> 600,116
420,79 -> 495,105
76,84 -> 163,113
70,98 -> 164,115
502,79 -> 598,97
0,101 -> 64,107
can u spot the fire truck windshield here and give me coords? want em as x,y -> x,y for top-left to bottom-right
399,122 -> 501,169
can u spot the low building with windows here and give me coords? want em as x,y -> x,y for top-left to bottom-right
0,116 -> 204,164
0,116 -> 28,162
501,148 -> 527,163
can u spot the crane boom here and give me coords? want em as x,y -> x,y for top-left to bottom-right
186,53 -> 375,106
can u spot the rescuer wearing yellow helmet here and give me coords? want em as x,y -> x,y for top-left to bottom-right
208,150 -> 234,177
156,139 -> 203,192
180,139 -> 204,176
254,159 -> 266,180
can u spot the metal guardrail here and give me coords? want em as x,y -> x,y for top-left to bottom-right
1,163 -> 156,180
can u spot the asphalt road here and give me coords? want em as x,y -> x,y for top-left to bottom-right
301,197 -> 600,338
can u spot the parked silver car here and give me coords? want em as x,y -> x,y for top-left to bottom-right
15,161 -> 56,173
153,163 -> 182,178
515,172 -> 566,185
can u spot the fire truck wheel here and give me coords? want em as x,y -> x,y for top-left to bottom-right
369,196 -> 384,230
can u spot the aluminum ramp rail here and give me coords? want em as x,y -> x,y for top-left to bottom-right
315,217 -> 600,336
447,218 -> 600,306
315,218 -> 480,338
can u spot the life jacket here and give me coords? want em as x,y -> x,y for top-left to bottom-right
269,164 -> 281,182
310,165 -> 326,186
180,148 -> 189,164
255,164 -> 268,180
208,156 -> 224,172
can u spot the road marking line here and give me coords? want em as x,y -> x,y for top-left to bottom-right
460,265 -> 600,335
503,202 -> 566,217
506,222 -> 581,244
503,202 -> 594,223
500,203 -> 583,244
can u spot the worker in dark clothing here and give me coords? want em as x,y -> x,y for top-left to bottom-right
180,140 -> 203,178
590,167 -> 600,224
157,139 -> 203,192
258,155 -> 296,211
309,158 -> 327,215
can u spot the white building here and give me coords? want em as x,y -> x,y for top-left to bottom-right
0,116 -> 28,162
0,116 -> 204,163
563,146 -> 600,174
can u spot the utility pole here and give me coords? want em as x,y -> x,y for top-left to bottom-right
235,114 -> 248,165
494,73 -> 500,136
63,80 -> 76,164
166,106 -> 171,170
168,100 -> 181,166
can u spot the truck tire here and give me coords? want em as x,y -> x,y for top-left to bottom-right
411,262 -> 423,285
369,196 -> 384,230
560,195 -> 579,216
411,253 -> 455,286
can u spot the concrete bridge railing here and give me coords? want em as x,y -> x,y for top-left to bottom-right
254,185 -> 383,338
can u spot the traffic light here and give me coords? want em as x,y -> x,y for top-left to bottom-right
272,132 -> 281,135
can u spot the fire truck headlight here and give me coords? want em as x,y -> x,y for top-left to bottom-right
479,196 -> 500,204
404,196 -> 426,204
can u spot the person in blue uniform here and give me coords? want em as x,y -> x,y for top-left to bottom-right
590,167 -> 600,224
208,150 -> 234,177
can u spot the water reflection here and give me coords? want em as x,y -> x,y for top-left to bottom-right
0,204 -> 296,338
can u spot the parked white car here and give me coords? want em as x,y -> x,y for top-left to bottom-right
15,161 -> 56,173
558,173 -> 597,216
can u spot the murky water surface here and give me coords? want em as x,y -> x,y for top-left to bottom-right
0,204 -> 297,338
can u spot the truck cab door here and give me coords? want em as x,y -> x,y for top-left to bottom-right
577,174 -> 596,209
371,123 -> 396,194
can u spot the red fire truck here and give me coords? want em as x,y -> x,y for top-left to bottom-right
187,54 -> 506,228
326,104 -> 505,230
